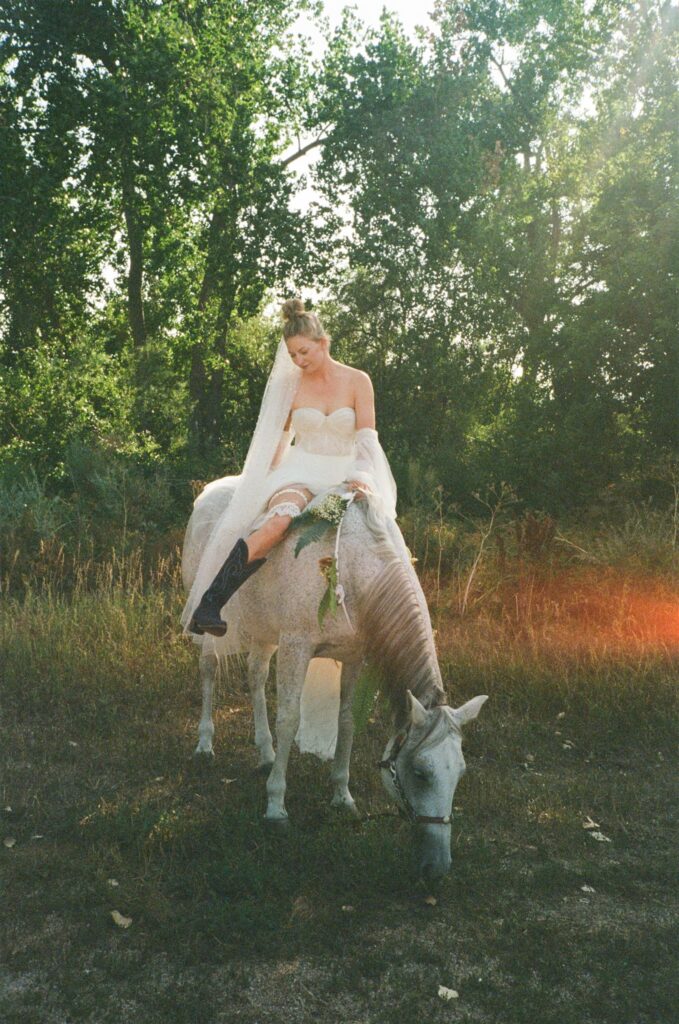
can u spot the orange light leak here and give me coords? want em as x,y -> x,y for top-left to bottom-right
539,571 -> 679,650
432,567 -> 679,660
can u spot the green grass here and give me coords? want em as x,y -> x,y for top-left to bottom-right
1,565 -> 678,1024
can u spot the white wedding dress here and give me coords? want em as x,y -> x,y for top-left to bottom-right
256,406 -> 357,515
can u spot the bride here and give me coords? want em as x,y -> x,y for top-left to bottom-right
182,298 -> 399,643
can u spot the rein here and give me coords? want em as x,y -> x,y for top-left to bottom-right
376,722 -> 453,826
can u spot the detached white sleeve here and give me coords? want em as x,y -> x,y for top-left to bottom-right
349,427 -> 397,521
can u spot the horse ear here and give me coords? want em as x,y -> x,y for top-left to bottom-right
407,690 -> 429,727
452,695 -> 488,726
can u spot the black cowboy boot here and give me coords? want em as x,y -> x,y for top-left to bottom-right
189,538 -> 266,637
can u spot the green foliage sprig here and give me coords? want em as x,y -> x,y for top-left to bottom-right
289,494 -> 351,557
351,665 -> 381,736
290,494 -> 351,625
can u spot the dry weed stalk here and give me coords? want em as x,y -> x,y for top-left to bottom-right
460,483 -> 515,616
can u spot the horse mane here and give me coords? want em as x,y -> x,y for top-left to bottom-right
358,547 -> 447,727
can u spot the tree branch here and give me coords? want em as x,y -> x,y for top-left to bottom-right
489,52 -> 511,90
279,132 -> 329,168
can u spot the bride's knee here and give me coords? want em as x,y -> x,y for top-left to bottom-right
265,486 -> 312,519
256,487 -> 310,541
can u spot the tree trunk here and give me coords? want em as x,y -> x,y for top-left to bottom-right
189,207 -> 231,455
120,146 -> 146,348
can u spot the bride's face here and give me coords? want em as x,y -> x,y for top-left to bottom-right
286,334 -> 328,373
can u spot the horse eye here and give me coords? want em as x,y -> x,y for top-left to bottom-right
414,767 -> 431,782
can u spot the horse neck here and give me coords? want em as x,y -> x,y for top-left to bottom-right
358,551 -> 446,727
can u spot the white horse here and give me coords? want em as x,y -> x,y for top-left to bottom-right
182,485 -> 487,879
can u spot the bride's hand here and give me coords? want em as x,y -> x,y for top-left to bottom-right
346,480 -> 368,500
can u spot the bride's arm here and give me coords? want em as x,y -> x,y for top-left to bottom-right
354,371 -> 376,430
347,372 -> 379,499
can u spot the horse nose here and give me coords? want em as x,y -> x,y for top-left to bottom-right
419,854 -> 452,881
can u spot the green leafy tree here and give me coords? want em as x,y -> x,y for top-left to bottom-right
0,0 -> 324,469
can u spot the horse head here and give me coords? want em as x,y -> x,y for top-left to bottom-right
379,691 -> 488,880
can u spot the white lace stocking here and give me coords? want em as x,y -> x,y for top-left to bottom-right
264,501 -> 303,521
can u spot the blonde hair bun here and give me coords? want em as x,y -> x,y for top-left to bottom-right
280,297 -> 328,343
281,298 -> 305,323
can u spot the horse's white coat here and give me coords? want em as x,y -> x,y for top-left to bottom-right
182,489 -> 487,875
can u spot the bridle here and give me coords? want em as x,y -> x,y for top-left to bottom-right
377,719 -> 456,826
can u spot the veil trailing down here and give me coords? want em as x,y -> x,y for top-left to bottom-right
181,337 -> 437,757
181,339 -> 301,652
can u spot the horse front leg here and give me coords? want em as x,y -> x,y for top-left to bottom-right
194,648 -> 219,757
265,636 -> 312,824
330,659 -> 362,816
247,642 -> 277,771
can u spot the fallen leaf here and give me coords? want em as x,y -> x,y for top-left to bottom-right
438,985 -> 459,1001
588,831 -> 611,843
290,896 -> 314,920
556,711 -> 566,719
4,836 -> 16,848
68,741 -> 78,748
341,905 -> 354,912
110,910 -> 132,928
153,776 -> 164,782
582,816 -> 600,830
3,806 -> 12,813
107,878 -> 119,887
525,753 -> 535,763
424,895 -> 438,906
581,885 -> 596,893
222,778 -> 237,785
31,834 -> 44,840
562,740 -> 575,749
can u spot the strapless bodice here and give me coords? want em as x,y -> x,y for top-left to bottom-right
291,406 -> 356,456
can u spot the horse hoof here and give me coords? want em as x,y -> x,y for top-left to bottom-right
193,747 -> 215,761
265,815 -> 290,831
331,797 -> 360,818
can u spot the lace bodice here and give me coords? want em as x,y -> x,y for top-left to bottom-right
291,406 -> 356,456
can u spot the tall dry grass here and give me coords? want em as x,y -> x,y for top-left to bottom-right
2,499 -> 677,748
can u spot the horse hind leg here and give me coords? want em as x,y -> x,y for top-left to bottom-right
195,648 -> 219,757
247,642 -> 276,772
330,659 -> 362,816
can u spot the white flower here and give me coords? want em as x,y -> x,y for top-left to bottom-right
310,494 -> 348,526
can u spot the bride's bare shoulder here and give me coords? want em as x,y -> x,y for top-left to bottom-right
352,367 -> 374,397
335,362 -> 373,387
